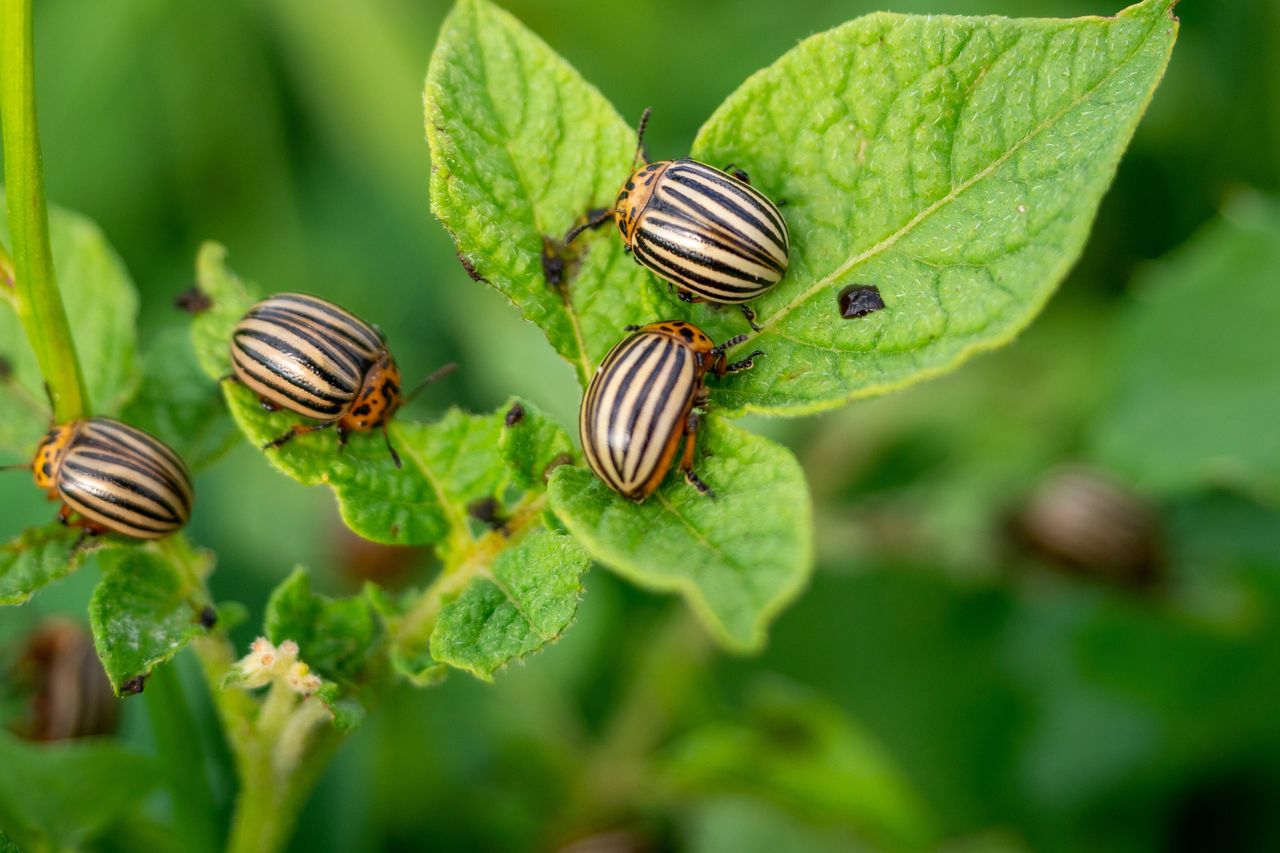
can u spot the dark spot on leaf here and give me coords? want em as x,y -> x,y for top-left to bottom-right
542,452 -> 573,483
198,606 -> 217,630
504,403 -> 525,427
389,524 -> 400,537
173,285 -> 213,314
120,675 -> 148,696
0,356 -> 12,382
541,235 -> 566,289
467,497 -> 508,534
455,251 -> 487,283
838,284 -> 885,319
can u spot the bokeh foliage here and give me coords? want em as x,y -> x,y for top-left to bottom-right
1,0 -> 1278,851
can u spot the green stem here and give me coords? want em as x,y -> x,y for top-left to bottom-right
1,0 -> 89,422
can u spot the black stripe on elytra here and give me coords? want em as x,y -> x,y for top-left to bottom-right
604,336 -> 665,475
242,311 -> 369,380
62,461 -> 182,522
252,304 -> 380,364
268,295 -> 383,350
233,328 -> 359,397
641,212 -> 783,275
83,420 -> 189,481
619,338 -> 677,482
70,449 -> 190,513
634,231 -> 769,297
232,349 -> 347,416
666,163 -> 788,246
656,185 -> 787,269
628,342 -> 688,484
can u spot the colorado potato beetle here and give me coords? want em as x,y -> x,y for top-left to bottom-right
227,292 -> 454,468
580,321 -> 762,501
566,109 -> 790,331
23,418 -> 194,540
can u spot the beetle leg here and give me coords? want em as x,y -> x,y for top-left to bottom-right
723,164 -> 751,184
680,411 -> 716,500
739,304 -> 762,332
219,373 -> 240,385
258,397 -> 279,413
263,421 -> 335,452
677,290 -> 697,304
723,350 -> 764,375
57,503 -> 74,525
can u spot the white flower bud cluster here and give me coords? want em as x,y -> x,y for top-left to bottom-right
235,637 -> 323,696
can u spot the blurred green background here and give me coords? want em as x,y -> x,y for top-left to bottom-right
3,0 -> 1280,850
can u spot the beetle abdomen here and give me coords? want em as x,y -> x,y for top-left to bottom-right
58,418 -> 193,540
230,293 -> 384,420
633,159 -> 789,304
581,332 -> 699,500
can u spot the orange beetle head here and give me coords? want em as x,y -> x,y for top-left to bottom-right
338,352 -> 401,434
614,160 -> 672,244
32,423 -> 78,492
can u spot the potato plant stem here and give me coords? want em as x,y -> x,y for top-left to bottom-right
1,0 -> 90,422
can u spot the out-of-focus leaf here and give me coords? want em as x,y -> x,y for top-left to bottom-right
0,730 -> 156,851
0,523 -> 86,606
667,0 -> 1179,416
264,567 -> 382,683
88,537 -> 213,694
425,0 -> 650,386
120,325 -> 239,471
431,530 -> 589,681
549,418 -> 812,652
1090,198 -> 1280,503
0,192 -> 140,452
683,796 -> 867,853
189,241 -> 254,380
664,684 -> 936,849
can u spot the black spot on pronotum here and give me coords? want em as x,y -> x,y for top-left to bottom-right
542,452 -> 573,483
121,675 -> 148,696
173,285 -> 213,314
199,606 -> 218,630
838,284 -> 886,319
456,251 -> 487,283
467,497 -> 507,534
504,403 -> 525,427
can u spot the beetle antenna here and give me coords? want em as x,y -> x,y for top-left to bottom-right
565,208 -> 615,245
381,422 -> 403,470
0,462 -> 31,473
403,362 -> 458,406
632,107 -> 653,170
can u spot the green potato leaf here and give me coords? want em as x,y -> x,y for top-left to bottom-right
0,192 -> 140,453
1090,197 -> 1280,504
681,0 -> 1180,415
425,0 -> 651,386
548,418 -> 812,652
264,567 -> 382,684
431,529 -> 589,681
88,537 -> 214,695
0,523 -> 84,606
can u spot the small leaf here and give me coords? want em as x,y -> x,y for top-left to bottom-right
120,326 -> 239,471
190,241 -> 255,380
264,567 -> 382,683
679,0 -> 1179,415
88,538 -> 213,695
663,683 -> 936,849
1090,198 -> 1280,504
549,418 -> 812,652
0,731 -> 156,851
425,0 -> 651,386
0,192 -> 140,452
497,396 -> 575,490
0,524 -> 88,606
431,530 -> 589,680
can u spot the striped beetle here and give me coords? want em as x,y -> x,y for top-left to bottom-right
566,109 -> 790,331
227,292 -> 454,468
24,418 -> 194,541
580,320 -> 762,501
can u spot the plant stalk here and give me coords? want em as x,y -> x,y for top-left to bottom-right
1,0 -> 90,422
